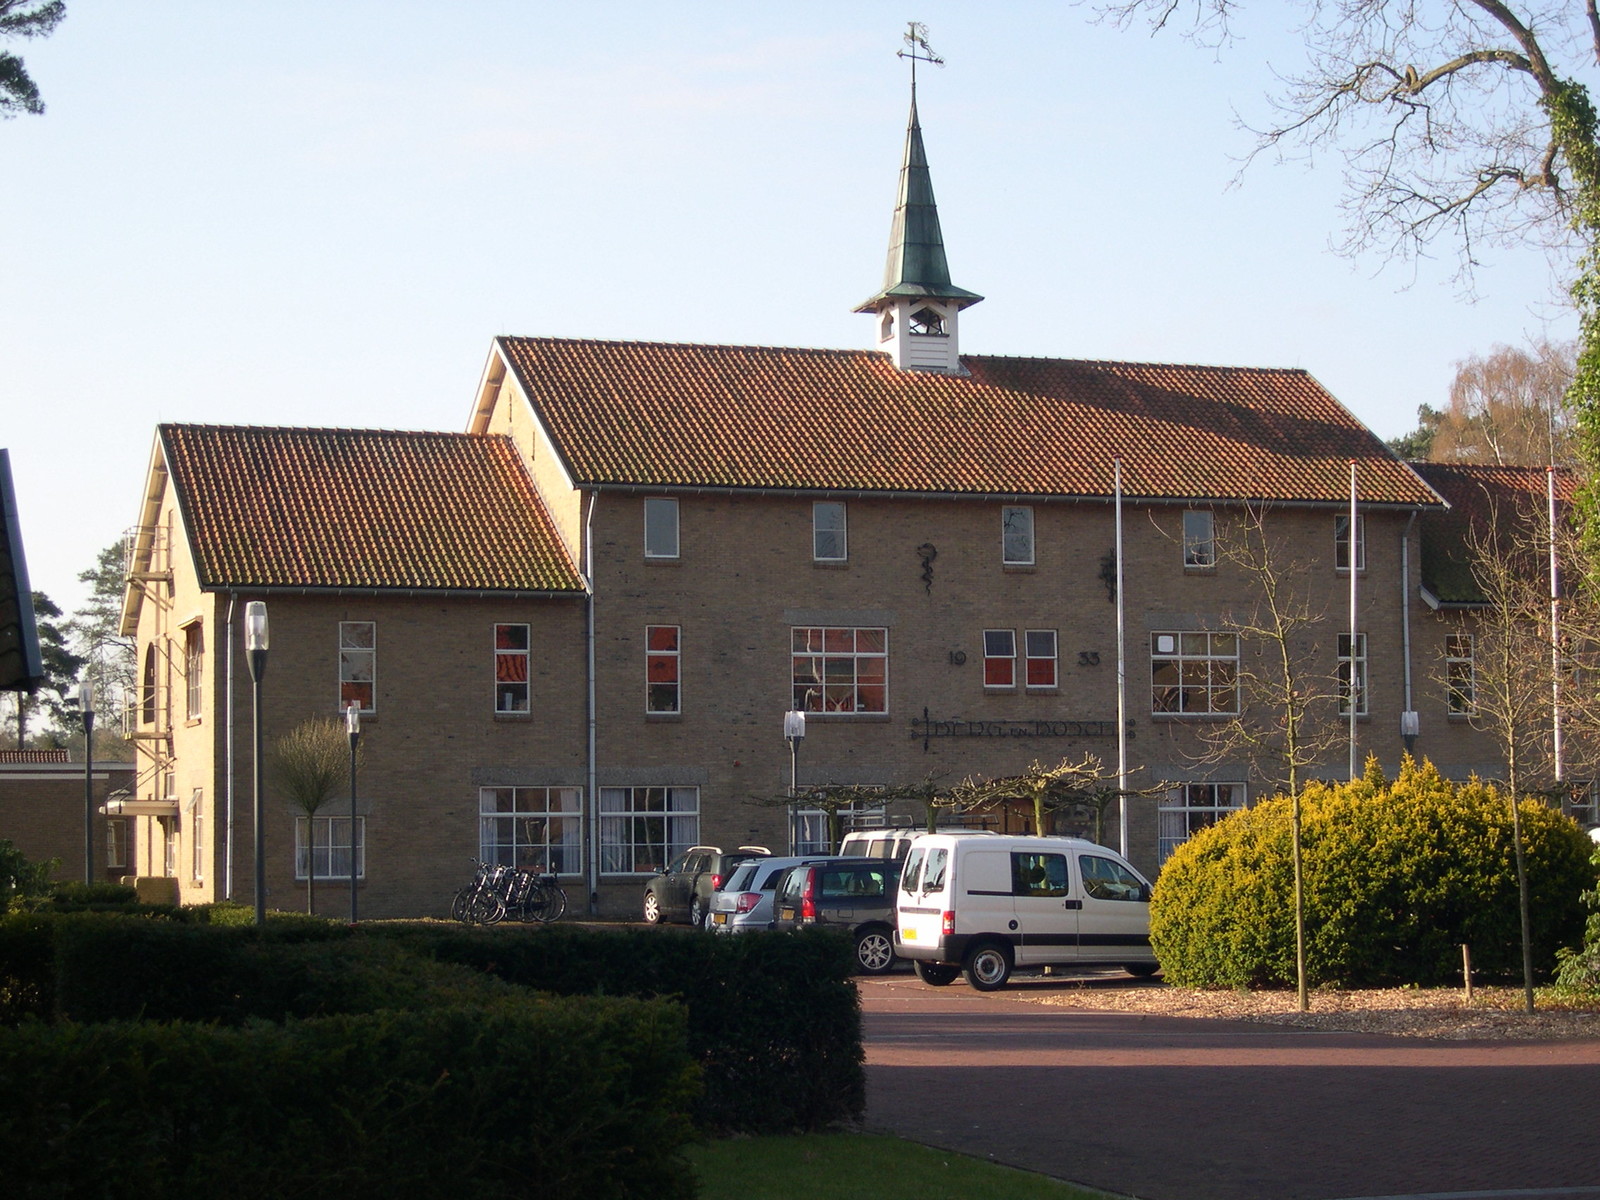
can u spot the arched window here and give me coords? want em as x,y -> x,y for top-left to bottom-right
142,644 -> 157,726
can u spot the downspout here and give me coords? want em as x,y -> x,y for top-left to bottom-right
1400,512 -> 1418,758
224,591 -> 236,901
584,491 -> 599,915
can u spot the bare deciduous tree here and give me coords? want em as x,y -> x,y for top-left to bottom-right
269,717 -> 359,914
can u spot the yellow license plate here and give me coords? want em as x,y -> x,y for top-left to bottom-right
780,907 -> 796,921
712,912 -> 726,925
901,928 -> 916,941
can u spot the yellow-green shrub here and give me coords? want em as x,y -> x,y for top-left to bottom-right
1151,757 -> 1597,988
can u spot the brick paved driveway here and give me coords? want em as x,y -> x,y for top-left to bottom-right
860,973 -> 1600,1200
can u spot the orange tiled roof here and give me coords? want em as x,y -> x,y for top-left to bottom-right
1411,461 -> 1577,605
499,338 -> 1442,507
161,426 -> 583,593
0,748 -> 69,763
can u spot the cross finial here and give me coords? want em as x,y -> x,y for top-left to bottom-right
897,21 -> 944,92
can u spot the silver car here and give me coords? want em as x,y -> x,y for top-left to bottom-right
707,855 -> 834,933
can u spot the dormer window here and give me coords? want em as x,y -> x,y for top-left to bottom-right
910,307 -> 946,336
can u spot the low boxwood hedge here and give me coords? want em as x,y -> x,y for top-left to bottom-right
0,994 -> 698,1200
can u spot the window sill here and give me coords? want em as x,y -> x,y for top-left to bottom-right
800,711 -> 891,721
644,557 -> 681,566
1002,563 -> 1037,573
812,560 -> 849,569
1149,712 -> 1239,722
1183,565 -> 1217,575
1024,687 -> 1061,696
645,711 -> 683,722
494,711 -> 533,722
184,717 -> 202,728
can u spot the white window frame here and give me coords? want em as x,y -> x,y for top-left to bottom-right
792,799 -> 887,855
813,501 -> 848,563
791,626 -> 888,714
1158,781 -> 1246,863
644,497 -> 680,560
494,623 -> 531,714
184,622 -> 204,720
983,629 -> 1017,689
1025,629 -> 1058,689
188,788 -> 204,883
339,621 -> 376,713
105,817 -> 130,873
1183,510 -> 1216,570
1151,631 -> 1239,716
1002,505 -> 1035,566
294,815 -> 367,881
599,785 -> 699,875
1446,633 -> 1475,716
646,624 -> 680,714
1335,514 -> 1366,572
1338,632 -> 1369,717
478,786 -> 582,874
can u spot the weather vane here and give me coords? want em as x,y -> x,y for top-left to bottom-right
898,21 -> 944,93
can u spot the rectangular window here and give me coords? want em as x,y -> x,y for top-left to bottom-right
184,623 -> 204,719
646,625 -> 681,713
644,497 -> 679,559
160,816 -> 176,878
1151,631 -> 1239,715
1335,514 -> 1366,572
1446,634 -> 1475,716
1338,632 -> 1369,716
813,501 -> 847,562
294,816 -> 366,881
339,621 -> 376,712
1158,782 -> 1246,862
479,786 -> 582,874
494,623 -> 530,713
1025,630 -> 1058,688
105,817 -> 130,873
1002,505 -> 1035,566
188,788 -> 204,882
599,785 -> 699,874
792,626 -> 887,713
983,629 -> 1016,688
1183,510 -> 1216,570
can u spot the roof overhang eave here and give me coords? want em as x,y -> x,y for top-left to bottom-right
211,583 -> 587,600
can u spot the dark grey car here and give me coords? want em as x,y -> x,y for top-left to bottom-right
769,857 -> 902,974
642,845 -> 770,928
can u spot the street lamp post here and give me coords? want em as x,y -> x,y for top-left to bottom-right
245,602 -> 269,925
783,709 -> 805,851
79,679 -> 95,886
346,700 -> 360,924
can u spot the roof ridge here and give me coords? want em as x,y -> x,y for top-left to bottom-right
499,334 -> 882,359
162,423 -> 493,439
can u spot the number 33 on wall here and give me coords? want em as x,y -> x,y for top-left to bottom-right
1077,651 -> 1101,667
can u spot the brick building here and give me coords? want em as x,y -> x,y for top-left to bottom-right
116,93 -> 1557,918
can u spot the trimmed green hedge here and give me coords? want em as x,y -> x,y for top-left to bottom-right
0,995 -> 698,1200
0,913 -> 864,1133
1152,758 -> 1598,988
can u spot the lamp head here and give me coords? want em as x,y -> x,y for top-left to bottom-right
346,700 -> 361,737
245,601 -> 269,653
783,710 -> 806,741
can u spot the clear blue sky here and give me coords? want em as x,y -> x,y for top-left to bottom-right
1,2 -> 1577,616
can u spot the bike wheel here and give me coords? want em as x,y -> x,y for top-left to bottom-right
450,886 -> 473,923
469,889 -> 505,925
537,884 -> 567,923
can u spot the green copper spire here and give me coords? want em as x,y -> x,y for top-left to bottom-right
855,93 -> 982,313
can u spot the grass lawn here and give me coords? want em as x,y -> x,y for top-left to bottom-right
686,1132 -> 1119,1200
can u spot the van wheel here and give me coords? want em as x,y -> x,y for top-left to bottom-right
913,960 -> 959,987
854,928 -> 896,975
1125,962 -> 1161,978
963,942 -> 1013,991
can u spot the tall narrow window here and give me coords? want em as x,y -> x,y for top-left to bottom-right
1151,632 -> 1239,715
339,621 -> 376,712
495,623 -> 530,713
184,623 -> 204,719
1002,506 -> 1035,565
646,625 -> 681,713
984,629 -> 1016,688
1183,510 -> 1215,569
188,789 -> 205,882
1338,632 -> 1369,716
643,497 -> 679,559
813,501 -> 847,562
1446,634 -> 1475,716
791,626 -> 887,713
1025,629 -> 1058,688
142,644 -> 157,726
1335,514 -> 1366,572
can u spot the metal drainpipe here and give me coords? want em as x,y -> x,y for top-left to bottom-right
224,591 -> 236,901
1400,512 -> 1418,757
585,491 -> 599,915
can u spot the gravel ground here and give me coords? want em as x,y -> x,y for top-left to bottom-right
1017,975 -> 1600,1040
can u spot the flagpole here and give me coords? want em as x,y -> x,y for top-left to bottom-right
1550,466 -> 1563,786
1115,458 -> 1128,856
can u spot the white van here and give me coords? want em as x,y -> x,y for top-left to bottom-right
895,833 -> 1158,990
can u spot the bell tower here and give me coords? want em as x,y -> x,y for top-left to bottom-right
855,24 -> 982,374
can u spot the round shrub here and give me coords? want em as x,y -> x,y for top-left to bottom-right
1150,757 -> 1598,988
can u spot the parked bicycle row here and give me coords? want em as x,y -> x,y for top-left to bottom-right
450,859 -> 567,924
